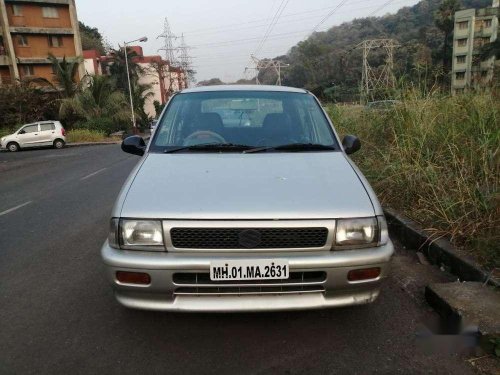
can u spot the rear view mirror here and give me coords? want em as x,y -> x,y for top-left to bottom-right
122,136 -> 146,156
342,135 -> 361,155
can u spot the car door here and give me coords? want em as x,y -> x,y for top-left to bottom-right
17,124 -> 40,147
39,122 -> 56,145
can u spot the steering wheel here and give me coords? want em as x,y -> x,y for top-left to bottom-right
183,131 -> 227,146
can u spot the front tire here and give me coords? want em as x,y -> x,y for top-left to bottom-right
53,139 -> 65,149
7,142 -> 19,152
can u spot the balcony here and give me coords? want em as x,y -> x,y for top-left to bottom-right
4,0 -> 70,4
10,27 -> 74,35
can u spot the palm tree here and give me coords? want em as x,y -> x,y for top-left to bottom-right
59,75 -> 131,133
107,47 -> 144,93
131,82 -> 154,127
434,0 -> 461,73
48,54 -> 82,98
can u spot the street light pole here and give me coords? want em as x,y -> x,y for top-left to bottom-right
123,36 -> 148,134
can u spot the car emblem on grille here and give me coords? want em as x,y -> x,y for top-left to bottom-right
238,229 -> 262,248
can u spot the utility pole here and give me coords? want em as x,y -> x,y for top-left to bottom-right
356,39 -> 399,104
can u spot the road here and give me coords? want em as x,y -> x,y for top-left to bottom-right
0,145 -> 477,374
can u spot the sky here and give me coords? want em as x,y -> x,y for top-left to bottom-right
77,0 -> 421,83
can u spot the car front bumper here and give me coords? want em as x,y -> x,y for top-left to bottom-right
101,240 -> 394,312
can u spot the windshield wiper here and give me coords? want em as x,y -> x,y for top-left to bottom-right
164,143 -> 253,153
244,143 -> 336,153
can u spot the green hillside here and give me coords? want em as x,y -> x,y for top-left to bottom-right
261,0 -> 493,100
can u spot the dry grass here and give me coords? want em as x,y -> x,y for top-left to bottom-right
327,91 -> 500,268
66,129 -> 109,143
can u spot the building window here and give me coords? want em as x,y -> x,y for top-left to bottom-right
12,4 -> 23,16
42,7 -> 59,18
48,36 -> 63,47
457,21 -> 468,29
457,38 -> 467,47
481,70 -> 488,78
482,37 -> 491,45
22,65 -> 34,76
456,55 -> 466,64
483,19 -> 492,28
17,35 -> 28,47
456,72 -> 466,80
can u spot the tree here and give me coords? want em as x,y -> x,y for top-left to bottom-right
131,82 -> 155,127
59,75 -> 130,133
480,39 -> 500,60
197,78 -> 225,86
48,54 -> 82,98
107,47 -> 144,92
79,22 -> 107,55
434,0 -> 461,72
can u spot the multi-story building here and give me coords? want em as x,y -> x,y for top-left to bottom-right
83,46 -> 187,118
451,0 -> 499,94
0,0 -> 83,85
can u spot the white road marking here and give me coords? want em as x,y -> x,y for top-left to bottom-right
80,168 -> 108,181
0,201 -> 33,217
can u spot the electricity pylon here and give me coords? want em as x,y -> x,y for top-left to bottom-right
157,18 -> 178,65
356,39 -> 399,103
245,55 -> 289,85
178,33 -> 195,87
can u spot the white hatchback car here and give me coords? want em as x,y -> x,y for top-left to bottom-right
1,121 -> 66,152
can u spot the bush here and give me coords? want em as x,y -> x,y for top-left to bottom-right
75,117 -> 126,136
66,129 -> 107,143
327,91 -> 500,268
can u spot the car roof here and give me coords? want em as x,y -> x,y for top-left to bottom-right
180,85 -> 308,94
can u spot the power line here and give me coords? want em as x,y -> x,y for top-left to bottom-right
181,0 -> 375,37
309,0 -> 349,35
254,0 -> 290,56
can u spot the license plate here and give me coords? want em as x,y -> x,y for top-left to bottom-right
210,259 -> 289,281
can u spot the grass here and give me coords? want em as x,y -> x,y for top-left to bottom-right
327,90 -> 500,269
66,129 -> 110,143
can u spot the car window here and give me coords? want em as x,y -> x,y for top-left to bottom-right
22,125 -> 38,133
40,123 -> 55,131
152,91 -> 337,151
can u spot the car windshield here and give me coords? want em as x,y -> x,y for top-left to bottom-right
150,90 -> 338,153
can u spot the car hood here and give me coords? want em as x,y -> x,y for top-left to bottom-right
119,152 -> 375,220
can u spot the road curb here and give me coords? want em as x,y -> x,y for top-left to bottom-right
384,208 -> 499,288
66,141 -> 121,148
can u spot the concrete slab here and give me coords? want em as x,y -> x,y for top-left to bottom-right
426,282 -> 500,339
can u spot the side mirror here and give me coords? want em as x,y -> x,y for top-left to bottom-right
122,136 -> 146,156
18,130 -> 26,135
342,135 -> 361,155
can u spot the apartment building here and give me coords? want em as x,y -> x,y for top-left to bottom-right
451,0 -> 499,94
0,0 -> 83,85
84,46 -> 188,117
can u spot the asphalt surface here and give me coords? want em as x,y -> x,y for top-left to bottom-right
0,145 -> 478,374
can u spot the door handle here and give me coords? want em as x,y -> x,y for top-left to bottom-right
34,133 -> 38,135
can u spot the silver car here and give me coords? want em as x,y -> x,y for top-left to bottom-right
102,85 -> 394,312
1,121 -> 66,152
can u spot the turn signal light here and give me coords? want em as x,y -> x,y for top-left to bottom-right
347,267 -> 381,281
116,271 -> 151,285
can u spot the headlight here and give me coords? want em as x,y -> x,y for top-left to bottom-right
109,218 -> 165,251
334,216 -> 388,249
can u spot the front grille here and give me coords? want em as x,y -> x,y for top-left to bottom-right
173,271 -> 327,296
170,227 -> 328,249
